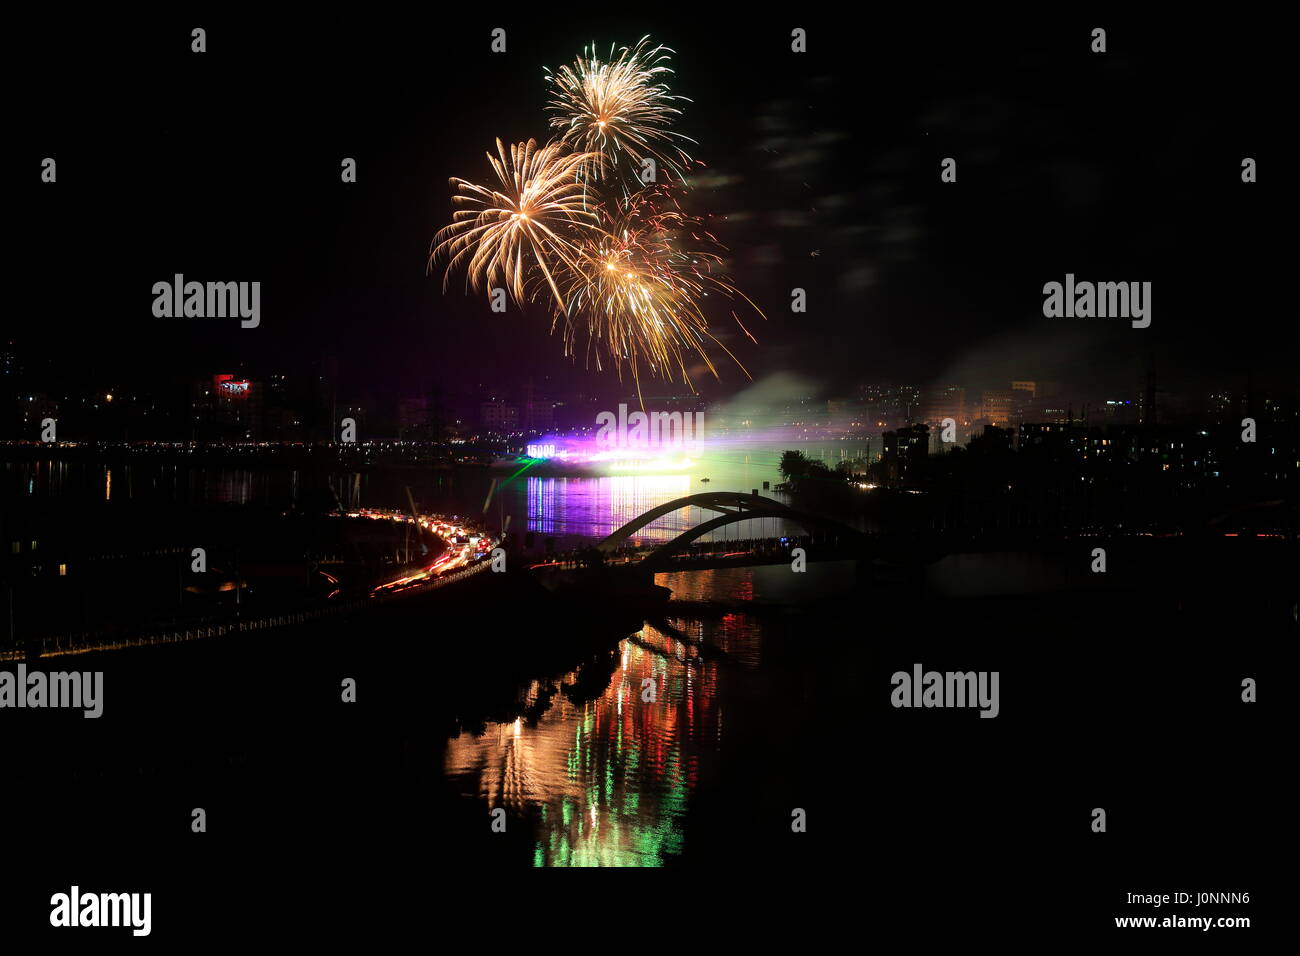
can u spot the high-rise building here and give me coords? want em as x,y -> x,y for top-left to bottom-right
480,400 -> 519,432
860,384 -> 921,431
880,423 -> 930,483
1,341 -> 21,378
921,386 -> 967,425
192,374 -> 263,440
980,389 -> 1018,427
398,397 -> 431,439
524,400 -> 556,432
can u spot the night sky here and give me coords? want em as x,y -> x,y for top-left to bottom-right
14,9 -> 1294,409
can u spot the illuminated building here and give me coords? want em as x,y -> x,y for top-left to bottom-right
480,400 -> 519,432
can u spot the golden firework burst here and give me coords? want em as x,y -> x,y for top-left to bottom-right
430,138 -> 604,313
544,36 -> 696,187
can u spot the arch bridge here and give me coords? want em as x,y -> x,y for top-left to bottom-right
597,492 -> 867,572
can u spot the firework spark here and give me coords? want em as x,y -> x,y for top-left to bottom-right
432,40 -> 763,395
544,36 -> 696,187
555,183 -> 763,394
429,138 -> 604,312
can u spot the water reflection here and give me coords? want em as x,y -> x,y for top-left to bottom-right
7,444 -> 867,548
443,572 -> 764,866
522,474 -> 804,545
525,475 -> 691,541
10,460 -> 297,507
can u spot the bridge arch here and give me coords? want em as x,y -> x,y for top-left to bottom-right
598,492 -> 864,560
635,507 -> 865,572
598,492 -> 790,552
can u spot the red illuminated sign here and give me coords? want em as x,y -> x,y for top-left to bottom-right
213,374 -> 251,398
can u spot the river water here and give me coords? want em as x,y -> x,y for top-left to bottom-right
1,449 -> 1104,869
4,440 -> 868,546
3,454 -> 1282,907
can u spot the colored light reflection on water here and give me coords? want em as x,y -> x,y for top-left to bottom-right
526,474 -> 692,541
523,473 -> 808,545
442,570 -> 764,866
